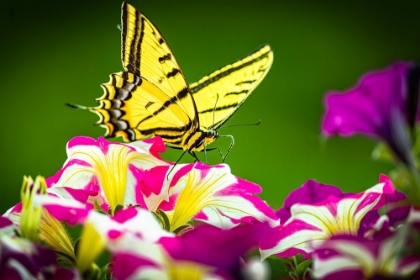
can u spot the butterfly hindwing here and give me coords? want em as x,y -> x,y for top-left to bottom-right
95,71 -> 194,143
190,45 -> 273,130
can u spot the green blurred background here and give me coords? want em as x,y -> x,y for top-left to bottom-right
0,0 -> 419,214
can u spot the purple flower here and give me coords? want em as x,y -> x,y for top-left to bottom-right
322,62 -> 420,166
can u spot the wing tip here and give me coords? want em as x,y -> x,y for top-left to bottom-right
122,1 -> 129,9
256,44 -> 273,55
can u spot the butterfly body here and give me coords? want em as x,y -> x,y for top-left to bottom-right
70,2 -> 273,155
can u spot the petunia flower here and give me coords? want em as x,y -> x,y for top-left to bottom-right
0,216 -> 80,279
139,162 -> 279,231
19,175 -> 46,242
111,223 -> 267,279
46,136 -> 168,215
275,179 -> 345,223
4,176 -> 76,262
0,216 -> 16,238
311,229 -> 420,280
362,182 -> 410,239
31,194 -> 175,273
260,175 -> 396,259
322,62 -> 420,166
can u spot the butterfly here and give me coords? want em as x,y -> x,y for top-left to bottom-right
69,2 -> 273,160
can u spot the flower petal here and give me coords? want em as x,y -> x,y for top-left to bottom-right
261,180 -> 395,258
152,163 -> 278,231
48,136 -> 168,214
321,62 -> 417,165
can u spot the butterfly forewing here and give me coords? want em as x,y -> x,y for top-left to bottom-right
190,45 -> 273,130
121,2 -> 197,122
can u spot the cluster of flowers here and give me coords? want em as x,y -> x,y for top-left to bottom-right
2,61 -> 420,280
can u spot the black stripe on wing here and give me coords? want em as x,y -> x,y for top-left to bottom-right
190,47 -> 272,94
136,86 -> 190,127
121,2 -> 143,75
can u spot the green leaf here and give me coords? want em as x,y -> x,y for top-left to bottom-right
153,209 -> 171,231
295,258 -> 313,276
114,204 -> 124,214
173,224 -> 194,235
294,253 -> 304,264
265,257 -> 291,278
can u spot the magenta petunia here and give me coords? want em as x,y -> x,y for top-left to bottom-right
322,62 -> 420,165
160,223 -> 265,273
260,175 -> 396,259
139,162 -> 279,231
361,174 -> 411,239
46,136 -> 169,215
0,234 -> 80,279
312,231 -> 420,279
111,223 -> 268,279
276,180 -> 345,222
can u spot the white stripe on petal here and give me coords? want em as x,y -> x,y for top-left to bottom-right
322,240 -> 376,277
312,255 -> 362,279
33,194 -> 85,209
291,204 -> 336,233
199,195 -> 278,229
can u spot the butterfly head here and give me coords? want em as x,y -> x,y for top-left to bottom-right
200,129 -> 219,150
206,129 -> 218,139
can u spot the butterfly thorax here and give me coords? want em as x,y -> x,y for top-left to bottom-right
181,128 -> 218,152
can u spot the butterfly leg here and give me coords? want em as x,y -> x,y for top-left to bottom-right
203,143 -> 209,164
218,134 -> 235,162
167,150 -> 188,180
188,151 -> 201,163
213,147 -> 223,160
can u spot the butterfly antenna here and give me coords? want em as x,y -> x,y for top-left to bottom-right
218,134 -> 235,162
167,150 -> 188,180
212,94 -> 220,127
218,119 -> 262,130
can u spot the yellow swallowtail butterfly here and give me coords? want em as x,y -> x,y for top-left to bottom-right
69,2 -> 273,159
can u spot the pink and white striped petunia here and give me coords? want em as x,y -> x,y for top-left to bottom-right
0,216 -> 15,238
46,136 -> 169,215
32,194 -> 174,244
32,193 -> 175,273
260,175 -> 396,259
311,230 -> 420,279
139,162 -> 279,231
